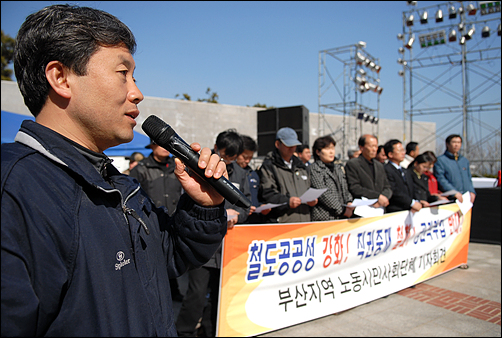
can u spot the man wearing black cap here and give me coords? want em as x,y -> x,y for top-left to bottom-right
130,139 -> 182,216
122,151 -> 145,175
258,127 -> 317,223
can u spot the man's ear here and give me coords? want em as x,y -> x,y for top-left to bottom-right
45,61 -> 72,99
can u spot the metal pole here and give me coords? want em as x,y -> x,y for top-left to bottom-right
460,10 -> 468,156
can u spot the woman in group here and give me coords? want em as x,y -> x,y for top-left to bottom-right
409,153 -> 449,205
310,135 -> 355,221
422,150 -> 440,195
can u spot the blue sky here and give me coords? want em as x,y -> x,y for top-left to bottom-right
2,1 -> 500,148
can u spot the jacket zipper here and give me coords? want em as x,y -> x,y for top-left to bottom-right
122,206 -> 150,235
94,184 -> 150,235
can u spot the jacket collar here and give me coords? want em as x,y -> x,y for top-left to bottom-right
268,148 -> 306,171
444,150 -> 461,161
15,120 -> 138,194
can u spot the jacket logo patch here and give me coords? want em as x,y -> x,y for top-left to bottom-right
115,251 -> 131,271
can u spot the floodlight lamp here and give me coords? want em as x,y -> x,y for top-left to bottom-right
398,47 -> 405,54
420,11 -> 428,24
436,9 -> 443,22
458,6 -> 464,15
355,76 -> 365,86
458,22 -> 465,31
374,65 -> 381,73
369,61 -> 376,69
397,58 -> 404,64
449,5 -> 457,19
465,24 -> 475,40
405,34 -> 415,49
460,36 -> 466,45
357,112 -> 365,120
356,52 -> 365,65
449,29 -> 457,42
373,117 -> 379,124
364,58 -> 371,66
397,33 -> 405,40
367,82 -> 377,92
357,68 -> 367,76
407,1 -> 417,6
357,41 -> 367,48
482,26 -> 490,38
376,86 -> 383,95
398,70 -> 405,76
406,14 -> 414,26
369,116 -> 375,123
364,114 -> 371,122
467,3 -> 477,15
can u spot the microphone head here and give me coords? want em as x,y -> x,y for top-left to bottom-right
142,115 -> 174,145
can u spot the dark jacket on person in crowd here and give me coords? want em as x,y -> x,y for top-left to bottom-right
310,160 -> 353,221
344,155 -> 393,202
384,162 -> 416,213
203,161 -> 251,269
258,149 -> 311,223
1,120 -> 227,337
130,153 -> 182,216
410,169 -> 439,203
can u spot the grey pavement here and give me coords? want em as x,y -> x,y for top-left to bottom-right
256,242 -> 501,337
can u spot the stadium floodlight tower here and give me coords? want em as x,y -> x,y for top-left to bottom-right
318,41 -> 382,160
397,0 -> 501,168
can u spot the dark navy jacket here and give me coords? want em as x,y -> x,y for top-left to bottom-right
1,121 -> 227,337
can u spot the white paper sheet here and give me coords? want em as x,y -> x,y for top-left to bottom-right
427,199 -> 451,206
354,205 -> 385,218
440,189 -> 460,196
253,203 -> 287,213
342,198 -> 378,207
456,191 -> 473,215
299,188 -> 327,203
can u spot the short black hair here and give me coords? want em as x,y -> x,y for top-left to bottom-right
296,144 -> 309,153
423,150 -> 437,164
446,134 -> 462,145
14,4 -> 137,116
312,135 -> 336,161
406,142 -> 418,155
241,135 -> 257,152
409,153 -> 431,169
358,134 -> 377,148
383,139 -> 402,157
215,129 -> 243,157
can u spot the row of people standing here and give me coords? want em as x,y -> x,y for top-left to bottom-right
123,126 -> 477,336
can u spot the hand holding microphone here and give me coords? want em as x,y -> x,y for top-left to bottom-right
142,115 -> 252,209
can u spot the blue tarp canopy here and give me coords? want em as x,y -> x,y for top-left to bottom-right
1,110 -> 151,157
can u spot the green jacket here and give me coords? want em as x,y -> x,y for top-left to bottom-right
258,149 -> 311,223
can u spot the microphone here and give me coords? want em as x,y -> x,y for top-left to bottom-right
142,115 -> 252,209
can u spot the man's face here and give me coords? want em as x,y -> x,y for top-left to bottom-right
236,149 -> 255,169
447,137 -> 462,154
67,45 -> 143,152
389,142 -> 406,164
360,136 -> 378,161
410,145 -> 420,158
298,148 -> 312,164
151,144 -> 171,162
275,140 -> 297,162
216,147 -> 238,165
375,147 -> 387,163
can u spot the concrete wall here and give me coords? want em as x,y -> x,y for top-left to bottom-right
2,80 -> 435,161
